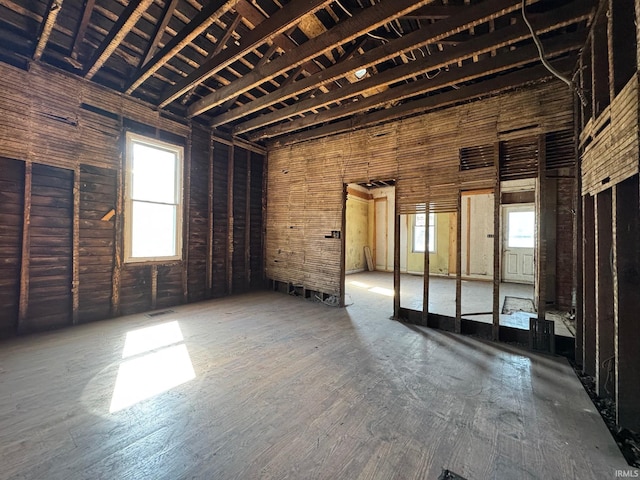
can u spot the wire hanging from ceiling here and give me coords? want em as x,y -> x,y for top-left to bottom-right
521,0 -> 587,105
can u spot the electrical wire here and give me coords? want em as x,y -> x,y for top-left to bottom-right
521,0 -> 588,106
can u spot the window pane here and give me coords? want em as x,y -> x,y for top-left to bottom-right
415,213 -> 426,226
428,225 -> 435,252
132,143 -> 177,203
508,211 -> 535,248
414,226 -> 425,252
131,201 -> 177,258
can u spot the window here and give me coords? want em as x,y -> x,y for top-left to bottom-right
413,213 -> 435,253
125,133 -> 183,263
507,210 -> 535,248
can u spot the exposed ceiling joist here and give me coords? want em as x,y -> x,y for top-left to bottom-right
84,0 -> 155,79
126,0 -> 242,94
250,30 -> 585,141
267,57 -> 575,147
210,0 -> 544,127
402,5 -> 464,20
139,0 -> 180,68
180,12 -> 243,106
233,0 -> 330,86
33,0 -> 63,61
69,0 -> 95,61
187,0 -> 438,117
234,0 -> 592,135
159,0 -> 333,108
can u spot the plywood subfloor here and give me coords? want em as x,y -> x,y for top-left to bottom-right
0,290 -> 625,479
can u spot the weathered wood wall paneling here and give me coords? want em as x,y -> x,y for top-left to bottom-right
580,74 -> 639,195
0,62 -> 267,334
78,164 -> 116,322
26,163 -> 74,330
187,127 -> 211,303
250,152 -> 265,288
267,81 -> 575,298
232,146 -> 248,293
613,174 -> 640,431
0,158 -> 25,337
119,265 -> 152,316
582,194 -> 597,376
212,141 -> 230,297
594,189 -> 615,398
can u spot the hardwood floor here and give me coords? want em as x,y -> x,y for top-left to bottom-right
0,290 -> 627,479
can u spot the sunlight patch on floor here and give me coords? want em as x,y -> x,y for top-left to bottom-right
110,321 -> 195,413
369,286 -> 394,297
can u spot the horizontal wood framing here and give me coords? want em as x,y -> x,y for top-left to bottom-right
580,74 -> 639,195
0,62 -> 266,337
266,80 -> 574,296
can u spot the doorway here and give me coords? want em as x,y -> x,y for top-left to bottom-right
502,204 -> 535,284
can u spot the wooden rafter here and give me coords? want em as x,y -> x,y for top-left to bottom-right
180,12 -> 243,105
234,0 -> 329,85
267,57 -> 574,147
70,0 -> 95,60
187,0 -> 438,117
139,0 -> 180,68
210,0 -> 545,127
402,5 -> 464,20
233,0 -> 591,135
159,0 -> 334,107
250,31 -> 584,141
126,0 -> 242,94
33,0 -> 64,61
84,0 -> 155,79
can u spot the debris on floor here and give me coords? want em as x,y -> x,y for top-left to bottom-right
574,365 -> 640,467
438,469 -> 468,480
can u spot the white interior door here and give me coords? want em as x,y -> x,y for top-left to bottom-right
502,204 -> 535,284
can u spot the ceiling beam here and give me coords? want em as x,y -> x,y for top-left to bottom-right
210,0 -> 544,127
249,30 -> 584,141
84,0 -> 155,79
159,0 -> 333,108
187,0 -> 438,118
233,0 -> 591,135
70,0 -> 95,60
180,12 -> 242,105
33,0 -> 64,61
233,1 -> 330,87
126,0 -> 241,94
267,57 -> 574,147
402,5 -> 464,20
139,0 -> 180,68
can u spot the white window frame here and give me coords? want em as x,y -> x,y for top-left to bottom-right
124,132 -> 184,263
413,212 -> 436,253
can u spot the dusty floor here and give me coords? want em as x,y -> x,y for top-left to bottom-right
346,271 -> 575,337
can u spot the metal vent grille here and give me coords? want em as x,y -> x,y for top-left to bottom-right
529,317 -> 555,354
459,144 -> 495,171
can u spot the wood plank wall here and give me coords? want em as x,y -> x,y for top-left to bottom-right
580,74 -> 639,195
0,158 -> 24,336
78,164 -> 117,322
0,61 -> 265,337
575,0 -> 640,432
266,80 -> 575,299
